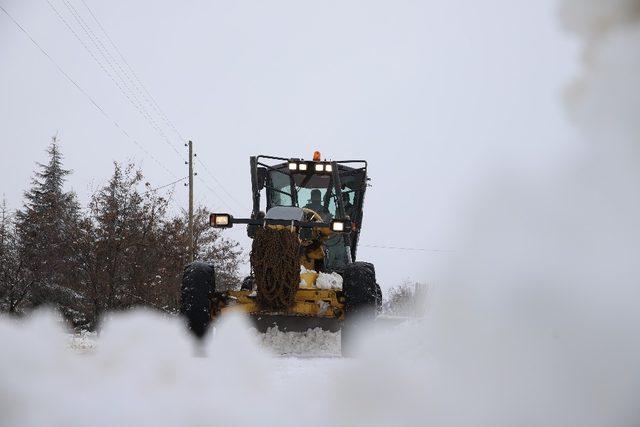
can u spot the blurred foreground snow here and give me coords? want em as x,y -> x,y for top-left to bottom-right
68,330 -> 98,353
0,309 -> 418,427
67,320 -> 341,358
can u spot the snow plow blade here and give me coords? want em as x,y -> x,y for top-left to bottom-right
248,314 -> 341,333
212,289 -> 345,332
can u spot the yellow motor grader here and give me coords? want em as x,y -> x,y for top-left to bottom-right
180,152 -> 381,353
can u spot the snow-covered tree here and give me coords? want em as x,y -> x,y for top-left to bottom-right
82,162 -> 242,325
0,199 -> 30,313
193,207 -> 243,291
14,137 -> 85,321
158,206 -> 244,294
83,163 -> 161,315
2,142 -> 243,327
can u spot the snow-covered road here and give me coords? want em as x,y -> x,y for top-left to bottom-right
2,304 -> 639,427
0,310 -> 389,427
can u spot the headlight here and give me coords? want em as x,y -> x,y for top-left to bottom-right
288,162 -> 298,171
210,213 -> 233,228
330,220 -> 345,232
299,163 -> 308,171
325,164 -> 333,172
315,163 -> 324,172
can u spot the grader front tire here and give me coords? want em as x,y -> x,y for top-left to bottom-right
180,261 -> 215,338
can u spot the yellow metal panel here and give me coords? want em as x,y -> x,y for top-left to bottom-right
221,289 -> 345,320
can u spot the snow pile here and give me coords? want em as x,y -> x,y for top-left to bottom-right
66,326 -> 340,357
68,330 -> 97,353
260,326 -> 340,357
300,266 -> 343,290
315,272 -> 343,290
299,265 -> 317,288
0,310 -> 383,427
0,310 -> 276,427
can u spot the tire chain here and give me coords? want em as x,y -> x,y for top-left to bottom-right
250,227 -> 301,310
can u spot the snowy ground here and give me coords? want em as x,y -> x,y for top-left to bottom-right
67,322 -> 342,357
65,319 -> 345,414
0,310 -> 395,427
68,330 -> 98,354
1,299 -> 639,427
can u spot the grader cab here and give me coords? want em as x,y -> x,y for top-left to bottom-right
180,152 -> 381,353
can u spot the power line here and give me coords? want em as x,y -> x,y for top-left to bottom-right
0,3 -> 176,179
61,0 -> 154,127
70,0 -> 188,157
45,0 -> 185,162
64,0 -> 185,161
196,157 -> 250,211
145,176 -> 188,192
42,0 -> 248,213
359,244 -> 454,252
195,174 -> 237,212
77,0 -> 171,130
74,0 -> 248,214
78,0 -> 185,144
73,1 -> 245,212
193,193 -> 219,213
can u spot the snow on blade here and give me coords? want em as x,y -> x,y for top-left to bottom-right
260,326 -> 340,357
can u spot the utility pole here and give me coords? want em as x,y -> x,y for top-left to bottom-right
187,140 -> 194,263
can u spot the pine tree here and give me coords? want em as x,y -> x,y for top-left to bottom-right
15,137 -> 85,319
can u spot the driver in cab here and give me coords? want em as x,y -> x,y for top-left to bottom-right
304,189 -> 330,221
300,188 -> 331,270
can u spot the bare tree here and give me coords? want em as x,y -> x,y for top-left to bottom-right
79,162 -> 244,325
0,199 -> 31,313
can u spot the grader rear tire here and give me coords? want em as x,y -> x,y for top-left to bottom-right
181,261 -> 215,338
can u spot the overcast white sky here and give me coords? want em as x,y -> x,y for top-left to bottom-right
0,0 -> 578,288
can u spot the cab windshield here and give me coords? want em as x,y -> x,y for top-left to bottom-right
268,171 -> 336,219
266,166 -> 361,224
